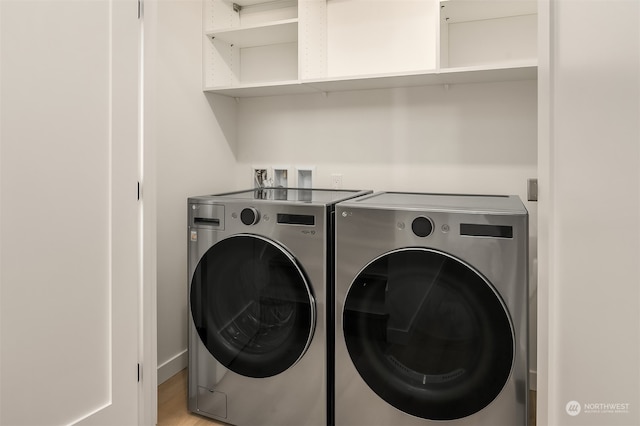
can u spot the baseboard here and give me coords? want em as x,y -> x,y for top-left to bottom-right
530,369 -> 537,391
157,349 -> 188,385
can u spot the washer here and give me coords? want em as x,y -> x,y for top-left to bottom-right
188,187 -> 371,426
335,192 -> 528,426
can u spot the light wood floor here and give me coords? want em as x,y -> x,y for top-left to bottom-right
158,369 -> 225,426
158,369 -> 536,425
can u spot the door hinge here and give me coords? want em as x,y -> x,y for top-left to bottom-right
137,181 -> 141,201
137,0 -> 143,19
527,178 -> 538,202
138,363 -> 141,382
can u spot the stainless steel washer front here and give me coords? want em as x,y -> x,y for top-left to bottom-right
187,188 -> 371,426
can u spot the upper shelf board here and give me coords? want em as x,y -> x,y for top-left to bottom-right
440,0 -> 537,23
207,19 -> 298,48
204,79 -> 320,97
305,63 -> 537,93
204,62 -> 537,97
229,0 -> 293,7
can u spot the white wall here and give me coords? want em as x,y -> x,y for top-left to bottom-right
154,0 -> 239,383
538,0 -> 640,424
235,80 -> 539,382
236,82 -> 536,194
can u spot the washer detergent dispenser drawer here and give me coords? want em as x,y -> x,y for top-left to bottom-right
190,203 -> 224,229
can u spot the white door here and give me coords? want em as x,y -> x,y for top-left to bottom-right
0,0 -> 144,425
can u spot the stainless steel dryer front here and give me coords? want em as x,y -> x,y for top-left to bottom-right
187,188 -> 370,426
334,192 -> 528,426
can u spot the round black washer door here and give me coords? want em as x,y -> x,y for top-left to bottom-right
343,248 -> 514,420
190,234 -> 315,378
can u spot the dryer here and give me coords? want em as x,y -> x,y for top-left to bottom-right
334,192 -> 528,426
188,188 -> 371,426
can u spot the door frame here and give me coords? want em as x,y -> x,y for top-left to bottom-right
141,0 -> 159,423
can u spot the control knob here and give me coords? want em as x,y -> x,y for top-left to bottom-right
240,207 -> 260,225
412,216 -> 433,237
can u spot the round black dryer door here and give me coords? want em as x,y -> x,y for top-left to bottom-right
190,234 -> 315,378
343,248 -> 514,420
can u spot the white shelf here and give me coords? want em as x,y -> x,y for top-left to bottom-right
203,0 -> 537,98
204,80 -> 317,97
232,0 -> 291,7
204,62 -> 537,97
207,19 -> 298,48
307,62 -> 536,92
439,0 -> 537,69
436,62 -> 537,84
440,0 -> 537,23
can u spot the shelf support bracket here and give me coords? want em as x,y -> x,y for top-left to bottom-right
233,3 -> 242,13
